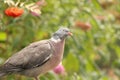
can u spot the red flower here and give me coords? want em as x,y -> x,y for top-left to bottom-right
75,21 -> 91,31
5,7 -> 24,18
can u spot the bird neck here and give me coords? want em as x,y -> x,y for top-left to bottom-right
50,37 -> 62,43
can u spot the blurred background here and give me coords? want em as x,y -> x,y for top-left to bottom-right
0,0 -> 120,80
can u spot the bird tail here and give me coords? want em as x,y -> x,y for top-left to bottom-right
0,66 -> 7,77
0,71 -> 6,77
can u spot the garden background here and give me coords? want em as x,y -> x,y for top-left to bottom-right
0,0 -> 120,80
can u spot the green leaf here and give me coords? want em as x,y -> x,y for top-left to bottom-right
92,0 -> 102,10
63,53 -> 79,73
0,32 -> 7,41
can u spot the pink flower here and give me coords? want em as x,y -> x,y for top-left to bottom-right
30,0 -> 46,16
36,0 -> 46,6
53,63 -> 65,74
30,11 -> 40,16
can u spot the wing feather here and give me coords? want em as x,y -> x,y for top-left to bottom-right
2,40 -> 53,73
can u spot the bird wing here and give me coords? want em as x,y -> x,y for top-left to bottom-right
2,40 -> 54,73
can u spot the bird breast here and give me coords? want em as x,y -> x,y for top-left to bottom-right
21,40 -> 65,77
47,40 -> 65,67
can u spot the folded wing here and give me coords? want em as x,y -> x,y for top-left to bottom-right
1,40 -> 53,73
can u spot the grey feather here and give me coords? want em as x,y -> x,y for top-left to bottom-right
0,40 -> 53,74
0,72 -> 6,77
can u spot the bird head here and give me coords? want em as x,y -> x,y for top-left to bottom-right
52,27 -> 72,41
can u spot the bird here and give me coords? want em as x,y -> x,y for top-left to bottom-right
0,27 -> 72,80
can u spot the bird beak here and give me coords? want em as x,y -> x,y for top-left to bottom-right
68,32 -> 73,36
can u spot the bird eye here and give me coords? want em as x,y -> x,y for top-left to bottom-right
62,29 -> 69,32
63,30 -> 65,31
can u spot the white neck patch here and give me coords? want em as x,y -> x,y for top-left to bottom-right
50,37 -> 61,43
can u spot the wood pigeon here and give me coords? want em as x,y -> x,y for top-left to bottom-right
0,27 -> 72,80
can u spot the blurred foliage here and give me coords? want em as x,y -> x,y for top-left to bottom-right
0,0 -> 120,80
